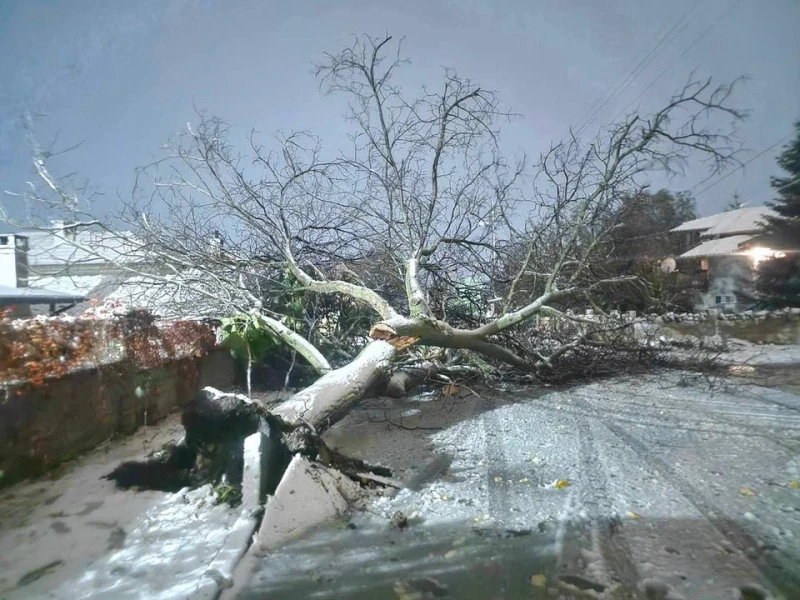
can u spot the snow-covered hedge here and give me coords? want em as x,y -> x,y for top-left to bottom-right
0,308 -> 217,385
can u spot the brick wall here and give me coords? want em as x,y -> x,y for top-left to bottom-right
0,348 -> 235,488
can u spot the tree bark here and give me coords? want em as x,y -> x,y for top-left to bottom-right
385,362 -> 437,397
273,340 -> 397,433
371,315 -> 533,371
260,314 -> 331,374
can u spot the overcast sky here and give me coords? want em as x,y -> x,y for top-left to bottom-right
1,0 -> 798,222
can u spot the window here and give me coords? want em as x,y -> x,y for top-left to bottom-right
0,235 -> 7,245
715,295 -> 722,304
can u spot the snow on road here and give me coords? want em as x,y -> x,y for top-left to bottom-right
240,367 -> 800,599
3,345 -> 799,599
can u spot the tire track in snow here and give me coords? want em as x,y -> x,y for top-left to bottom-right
515,393 -> 800,439
481,408 -> 512,524
603,421 -> 800,596
575,419 -> 642,591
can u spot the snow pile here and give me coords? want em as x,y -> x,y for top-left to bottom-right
53,485 -> 241,600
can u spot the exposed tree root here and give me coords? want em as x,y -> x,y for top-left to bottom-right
104,382 -> 399,502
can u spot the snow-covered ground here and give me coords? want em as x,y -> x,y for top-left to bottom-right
2,343 -> 799,599
240,356 -> 800,599
0,415 -> 244,600
724,338 -> 800,365
51,485 -> 244,600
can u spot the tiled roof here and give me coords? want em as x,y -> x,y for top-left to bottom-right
28,274 -> 109,297
670,213 -> 723,233
102,271 -> 243,319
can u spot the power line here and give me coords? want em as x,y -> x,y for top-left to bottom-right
737,175 -> 800,207
610,0 -> 745,125
691,134 -> 792,198
569,20 -> 674,134
569,2 -> 702,137
573,0 -> 704,139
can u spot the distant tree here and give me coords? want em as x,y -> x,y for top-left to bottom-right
725,191 -> 744,211
607,189 -> 697,259
581,189 -> 697,312
757,121 -> 800,307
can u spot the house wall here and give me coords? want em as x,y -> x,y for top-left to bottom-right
0,242 -> 17,288
696,255 -> 756,312
0,349 -> 236,488
0,235 -> 28,288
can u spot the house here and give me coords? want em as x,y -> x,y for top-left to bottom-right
2,222 -> 254,319
0,221 -> 148,316
0,233 -> 86,316
19,221 -> 147,299
667,206 -> 778,311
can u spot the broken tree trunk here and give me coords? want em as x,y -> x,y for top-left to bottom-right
104,339 -> 417,558
273,340 -> 398,432
385,361 -> 436,398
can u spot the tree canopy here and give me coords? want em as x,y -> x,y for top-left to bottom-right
4,34 -> 746,396
757,121 -> 800,307
606,189 -> 696,260
764,121 -> 800,247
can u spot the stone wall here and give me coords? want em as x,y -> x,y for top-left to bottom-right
555,307 -> 800,346
0,348 -> 236,488
655,308 -> 800,345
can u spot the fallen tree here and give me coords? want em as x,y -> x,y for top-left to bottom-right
5,36 -> 745,501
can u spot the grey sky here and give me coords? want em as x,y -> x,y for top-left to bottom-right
1,0 -> 798,221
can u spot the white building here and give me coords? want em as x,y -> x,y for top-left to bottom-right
19,221 -> 146,299
0,233 -> 86,315
0,222 -> 147,315
669,206 -> 778,311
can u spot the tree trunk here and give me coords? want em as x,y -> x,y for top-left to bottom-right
273,340 -> 397,433
385,362 -> 436,397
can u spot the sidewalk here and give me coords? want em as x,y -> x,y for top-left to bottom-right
0,415 -> 186,598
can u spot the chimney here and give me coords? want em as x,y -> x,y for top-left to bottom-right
0,234 -> 30,288
210,230 -> 224,256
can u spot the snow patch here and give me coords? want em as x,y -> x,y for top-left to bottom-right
53,485 -> 241,600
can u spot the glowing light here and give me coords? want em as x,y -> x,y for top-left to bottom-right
744,247 -> 778,267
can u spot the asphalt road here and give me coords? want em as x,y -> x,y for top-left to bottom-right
238,364 -> 800,599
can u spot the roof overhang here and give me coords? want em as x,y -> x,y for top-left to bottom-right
0,284 -> 87,307
678,234 -> 756,259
